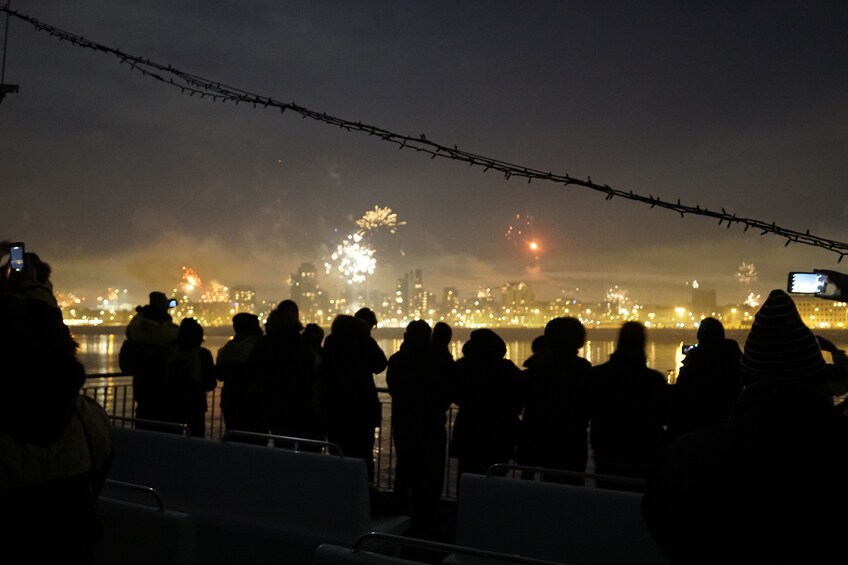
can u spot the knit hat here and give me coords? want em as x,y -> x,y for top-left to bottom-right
740,289 -> 827,382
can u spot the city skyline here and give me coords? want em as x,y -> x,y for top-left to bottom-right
3,3 -> 847,307
56,259 -> 755,313
57,260 -> 848,333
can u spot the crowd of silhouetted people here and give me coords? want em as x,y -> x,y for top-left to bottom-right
5,239 -> 848,562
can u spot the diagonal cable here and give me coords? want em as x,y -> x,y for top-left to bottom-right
3,7 -> 846,262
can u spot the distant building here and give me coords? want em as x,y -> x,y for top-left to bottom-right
793,296 -> 848,329
501,281 -> 535,309
290,262 -> 329,321
395,268 -> 426,318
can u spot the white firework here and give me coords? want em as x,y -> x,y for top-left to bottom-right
326,233 -> 376,284
325,205 -> 405,285
736,262 -> 758,285
605,285 -> 629,305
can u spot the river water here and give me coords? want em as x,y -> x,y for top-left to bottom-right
72,325 -> 848,384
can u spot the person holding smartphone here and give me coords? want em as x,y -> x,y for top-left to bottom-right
0,240 -> 58,307
642,289 -> 848,564
812,268 -> 848,301
666,317 -> 743,441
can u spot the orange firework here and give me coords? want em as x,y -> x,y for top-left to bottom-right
181,266 -> 203,294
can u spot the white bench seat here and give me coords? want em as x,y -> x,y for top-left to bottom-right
95,482 -> 197,565
107,426 -> 410,565
454,473 -> 669,565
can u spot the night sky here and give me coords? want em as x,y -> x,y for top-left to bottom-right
2,2 -> 847,309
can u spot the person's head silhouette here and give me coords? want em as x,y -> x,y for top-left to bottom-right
354,307 -> 378,331
740,289 -> 827,385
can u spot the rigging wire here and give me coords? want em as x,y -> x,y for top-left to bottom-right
0,0 -> 20,103
2,6 -> 846,262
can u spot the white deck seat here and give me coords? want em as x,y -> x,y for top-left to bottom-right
95,481 -> 197,565
107,425 -> 410,565
453,473 -> 669,565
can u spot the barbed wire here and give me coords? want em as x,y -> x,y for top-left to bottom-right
4,7 -> 846,262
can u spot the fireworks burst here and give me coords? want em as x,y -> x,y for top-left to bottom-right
736,262 -> 758,285
505,213 -> 534,245
744,292 -> 761,308
355,206 -> 406,235
605,285 -> 634,317
181,266 -> 202,294
605,285 -> 630,306
324,206 -> 404,285
324,233 -> 377,285
54,291 -> 81,310
181,266 -> 229,302
506,213 -> 542,261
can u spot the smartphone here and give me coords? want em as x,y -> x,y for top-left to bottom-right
167,298 -> 178,308
681,344 -> 697,355
787,272 -> 827,294
9,242 -> 24,272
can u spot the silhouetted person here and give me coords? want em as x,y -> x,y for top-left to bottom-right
387,320 -> 453,538
249,300 -> 322,446
354,307 -> 379,333
119,291 -> 179,426
0,293 -> 113,562
432,321 -> 453,356
0,241 -> 58,307
588,321 -> 668,490
319,313 -> 387,481
429,320 -> 458,501
518,317 -> 592,484
642,289 -> 848,564
666,317 -> 742,441
431,320 -> 457,410
302,322 -> 325,369
522,334 -> 548,369
815,334 -> 848,404
163,317 -> 217,437
450,328 -> 524,489
216,312 -> 264,435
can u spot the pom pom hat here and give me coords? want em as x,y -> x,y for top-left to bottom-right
740,289 -> 827,383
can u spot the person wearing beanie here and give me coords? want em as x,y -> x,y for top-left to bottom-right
642,289 -> 848,564
666,317 -> 743,441
739,289 -> 829,383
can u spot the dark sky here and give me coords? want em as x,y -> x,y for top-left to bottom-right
2,1 -> 847,308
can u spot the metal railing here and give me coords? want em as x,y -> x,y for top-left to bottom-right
82,373 -> 462,499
